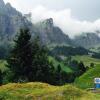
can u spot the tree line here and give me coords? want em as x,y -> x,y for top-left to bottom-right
0,28 -> 87,85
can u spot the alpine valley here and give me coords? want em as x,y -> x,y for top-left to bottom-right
0,0 -> 100,100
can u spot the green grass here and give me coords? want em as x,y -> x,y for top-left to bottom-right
75,64 -> 100,89
0,57 -> 72,73
72,55 -> 100,66
49,56 -> 72,73
0,60 -> 8,72
0,82 -> 99,100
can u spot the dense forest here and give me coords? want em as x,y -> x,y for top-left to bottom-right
0,28 -> 89,86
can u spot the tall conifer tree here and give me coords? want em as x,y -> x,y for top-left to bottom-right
7,28 -> 33,82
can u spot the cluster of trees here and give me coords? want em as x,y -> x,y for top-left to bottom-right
64,56 -> 87,77
0,28 -> 91,86
0,43 -> 11,59
0,28 -> 75,85
92,53 -> 100,59
49,46 -> 89,57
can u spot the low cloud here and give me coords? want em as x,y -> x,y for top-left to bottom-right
31,5 -> 100,38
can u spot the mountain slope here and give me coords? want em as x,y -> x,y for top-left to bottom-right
0,0 -> 100,48
75,64 -> 100,89
73,33 -> 100,48
0,0 -> 71,46
72,55 -> 100,66
0,0 -> 33,41
49,56 -> 72,72
35,18 -> 71,45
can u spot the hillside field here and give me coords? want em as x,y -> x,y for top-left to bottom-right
0,58 -> 100,99
0,57 -> 72,74
49,56 -> 72,73
0,82 -> 99,100
75,64 -> 100,89
72,55 -> 100,66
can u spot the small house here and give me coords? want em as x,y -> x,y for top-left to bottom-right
94,78 -> 100,89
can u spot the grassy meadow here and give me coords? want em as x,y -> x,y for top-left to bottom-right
72,55 -> 100,66
75,64 -> 100,89
0,57 -> 100,100
0,82 -> 99,100
49,56 -> 72,73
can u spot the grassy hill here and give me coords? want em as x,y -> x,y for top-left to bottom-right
49,56 -> 72,73
0,82 -> 99,100
72,55 -> 100,66
75,64 -> 100,89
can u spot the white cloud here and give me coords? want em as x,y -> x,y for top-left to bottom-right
4,0 -> 32,13
3,1 -> 100,37
31,5 -> 100,38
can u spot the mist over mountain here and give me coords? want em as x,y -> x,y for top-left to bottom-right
34,18 -> 71,45
0,0 -> 100,48
31,5 -> 100,38
0,0 -> 71,46
0,0 -> 33,41
73,33 -> 100,48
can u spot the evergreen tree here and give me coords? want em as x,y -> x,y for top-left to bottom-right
57,64 -> 61,73
78,61 -> 86,75
69,60 -> 79,71
6,28 -> 33,82
54,64 -> 62,85
31,37 -> 53,83
90,63 -> 94,68
6,28 -> 76,85
65,56 -> 72,65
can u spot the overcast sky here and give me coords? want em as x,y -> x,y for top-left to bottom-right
3,0 -> 100,37
4,0 -> 100,21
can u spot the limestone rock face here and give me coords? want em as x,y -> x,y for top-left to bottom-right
73,33 -> 100,48
35,18 -> 71,45
0,0 -> 5,11
0,0 -> 33,41
0,0 -> 71,46
0,0 -> 100,48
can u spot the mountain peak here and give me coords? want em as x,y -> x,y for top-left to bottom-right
43,18 -> 53,27
6,2 -> 12,8
0,0 -> 5,4
0,0 -> 5,9
73,32 -> 100,48
45,18 -> 53,24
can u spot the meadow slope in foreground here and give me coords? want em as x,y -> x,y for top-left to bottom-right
0,82 -> 100,100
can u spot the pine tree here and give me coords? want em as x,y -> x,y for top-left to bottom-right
54,64 -> 62,85
78,61 -> 86,75
57,64 -> 61,73
7,28 -> 33,82
31,37 -> 53,83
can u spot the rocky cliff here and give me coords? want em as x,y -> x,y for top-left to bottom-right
0,0 -> 33,41
73,32 -> 100,48
35,18 -> 71,45
0,0 -> 100,48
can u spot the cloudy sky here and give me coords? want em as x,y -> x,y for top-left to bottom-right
4,0 -> 100,37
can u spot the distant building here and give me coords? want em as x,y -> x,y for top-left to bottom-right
94,78 -> 100,88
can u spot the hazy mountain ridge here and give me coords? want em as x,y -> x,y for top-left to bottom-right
34,18 -> 71,45
0,0 -> 72,45
73,32 -> 100,48
0,0 -> 33,41
0,0 -> 100,48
